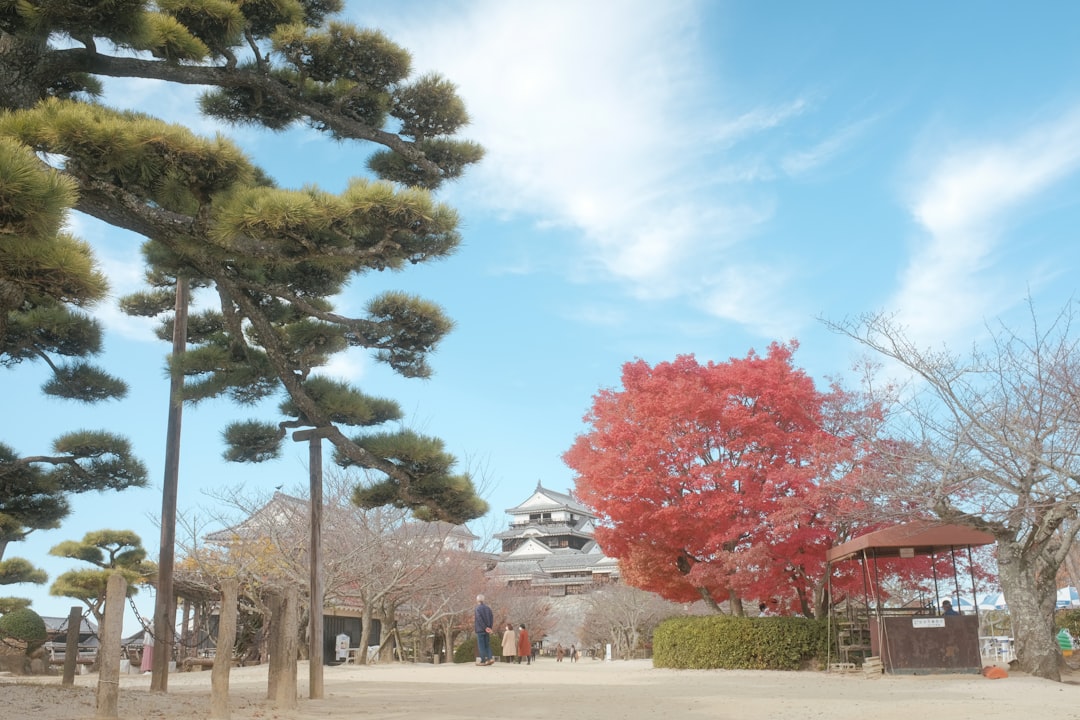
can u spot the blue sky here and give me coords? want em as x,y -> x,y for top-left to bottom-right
8,0 -> 1080,630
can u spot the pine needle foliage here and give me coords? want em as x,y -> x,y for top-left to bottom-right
0,0 -> 489,558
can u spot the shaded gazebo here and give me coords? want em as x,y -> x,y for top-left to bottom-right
825,520 -> 996,674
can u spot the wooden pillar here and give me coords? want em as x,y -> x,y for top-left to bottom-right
268,586 -> 298,709
152,277 -> 189,693
61,605 -> 81,686
292,427 -> 330,700
266,593 -> 281,701
210,579 -> 239,720
95,573 -> 127,719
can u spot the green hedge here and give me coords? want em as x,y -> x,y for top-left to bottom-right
652,615 -> 829,670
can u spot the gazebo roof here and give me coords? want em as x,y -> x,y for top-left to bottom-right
825,520 -> 995,564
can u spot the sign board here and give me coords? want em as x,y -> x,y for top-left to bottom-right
912,618 -> 945,628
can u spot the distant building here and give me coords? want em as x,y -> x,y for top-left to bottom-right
491,482 -> 619,595
200,491 -> 479,662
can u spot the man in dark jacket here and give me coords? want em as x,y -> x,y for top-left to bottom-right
474,595 -> 495,665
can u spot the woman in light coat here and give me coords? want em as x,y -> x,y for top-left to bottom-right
501,623 -> 517,663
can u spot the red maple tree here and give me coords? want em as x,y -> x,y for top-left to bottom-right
565,342 -> 875,617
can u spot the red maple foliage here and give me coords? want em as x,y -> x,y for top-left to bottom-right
564,342 -> 879,616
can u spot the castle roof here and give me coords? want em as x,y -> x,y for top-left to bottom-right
505,482 -> 592,516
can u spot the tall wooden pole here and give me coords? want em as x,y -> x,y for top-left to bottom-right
152,277 -> 189,692
292,427 -> 328,699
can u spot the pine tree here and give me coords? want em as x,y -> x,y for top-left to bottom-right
49,529 -> 156,627
0,134 -> 149,609
0,1 -> 487,523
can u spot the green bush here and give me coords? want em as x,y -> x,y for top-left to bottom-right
452,633 -> 503,663
0,608 -> 47,650
453,636 -> 476,663
652,615 -> 829,670
1057,609 -> 1080,639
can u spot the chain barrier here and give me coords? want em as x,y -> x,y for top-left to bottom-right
128,596 -> 213,650
48,606 -> 98,644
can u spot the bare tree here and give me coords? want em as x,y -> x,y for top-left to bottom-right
827,302 -> 1080,680
178,469 -> 466,665
579,584 -> 682,660
396,543 -> 488,663
482,584 -> 554,647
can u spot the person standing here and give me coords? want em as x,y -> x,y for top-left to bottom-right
501,623 -> 517,663
516,624 -> 531,665
474,595 -> 494,666
556,643 -> 564,662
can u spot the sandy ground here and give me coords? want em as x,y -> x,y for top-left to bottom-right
3,658 -> 1080,720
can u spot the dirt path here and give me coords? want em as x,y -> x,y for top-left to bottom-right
3,658 -> 1080,720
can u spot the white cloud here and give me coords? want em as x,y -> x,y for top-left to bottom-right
360,0 -> 807,333
891,107 -> 1080,344
695,263 -> 802,340
312,348 -> 368,383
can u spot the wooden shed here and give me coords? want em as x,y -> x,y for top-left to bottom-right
825,520 -> 996,674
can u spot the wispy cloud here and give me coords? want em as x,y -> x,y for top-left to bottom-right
891,106 -> 1080,344
781,115 -> 877,177
360,0 -> 815,334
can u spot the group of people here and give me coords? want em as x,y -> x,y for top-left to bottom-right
555,643 -> 579,662
474,595 -> 533,666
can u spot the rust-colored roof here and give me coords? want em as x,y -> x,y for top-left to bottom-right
825,520 -> 996,564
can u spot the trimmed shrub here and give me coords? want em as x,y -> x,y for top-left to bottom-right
452,633 -> 503,663
0,608 -> 47,651
652,615 -> 828,670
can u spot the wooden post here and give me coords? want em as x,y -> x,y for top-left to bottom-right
61,605 -> 81,686
210,578 -> 239,720
152,276 -> 189,692
95,573 -> 127,719
266,592 -> 281,701
180,599 -> 192,665
268,586 -> 298,709
292,426 -> 331,700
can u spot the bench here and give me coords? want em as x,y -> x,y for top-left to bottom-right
48,652 -> 98,674
47,644 -> 98,667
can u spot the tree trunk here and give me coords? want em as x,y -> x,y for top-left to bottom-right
728,590 -> 745,617
998,538 -> 1061,681
357,604 -> 372,665
379,607 -> 397,663
813,581 -> 830,620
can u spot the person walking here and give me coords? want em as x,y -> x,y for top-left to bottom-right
501,623 -> 517,663
516,624 -> 531,665
474,595 -> 494,666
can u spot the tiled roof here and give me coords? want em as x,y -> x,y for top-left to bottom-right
505,482 -> 591,515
